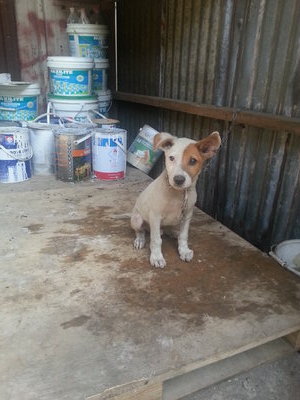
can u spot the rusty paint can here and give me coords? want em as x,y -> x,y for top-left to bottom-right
54,128 -> 92,182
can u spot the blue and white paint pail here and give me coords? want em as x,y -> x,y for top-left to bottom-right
0,127 -> 32,183
47,56 -> 94,97
97,90 -> 112,115
48,95 -> 99,122
67,24 -> 109,59
93,59 -> 109,93
0,82 -> 40,121
92,128 -> 127,180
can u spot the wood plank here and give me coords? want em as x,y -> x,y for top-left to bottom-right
286,330 -> 300,350
114,91 -> 300,135
87,382 -> 162,400
163,339 -> 295,400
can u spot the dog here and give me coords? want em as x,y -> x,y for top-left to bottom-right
131,131 -> 221,268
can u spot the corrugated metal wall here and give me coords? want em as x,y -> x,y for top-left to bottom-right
117,0 -> 300,251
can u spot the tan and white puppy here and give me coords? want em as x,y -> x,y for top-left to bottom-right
131,131 -> 221,268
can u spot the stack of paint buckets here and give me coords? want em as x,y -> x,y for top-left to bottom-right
47,17 -> 111,121
0,76 -> 41,183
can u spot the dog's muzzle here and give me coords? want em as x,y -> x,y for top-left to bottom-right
173,175 -> 186,186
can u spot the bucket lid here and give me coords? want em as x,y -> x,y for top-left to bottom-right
96,89 -> 112,98
93,118 -> 119,125
94,59 -> 109,68
54,127 -> 91,136
48,95 -> 98,103
66,24 -> 109,34
0,126 -> 29,134
47,56 -> 94,68
0,81 -> 40,95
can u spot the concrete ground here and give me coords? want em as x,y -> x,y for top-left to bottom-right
183,350 -> 300,400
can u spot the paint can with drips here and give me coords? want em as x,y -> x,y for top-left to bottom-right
92,128 -> 127,180
54,127 -> 92,182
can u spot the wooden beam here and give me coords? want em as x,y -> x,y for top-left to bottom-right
114,92 -> 300,135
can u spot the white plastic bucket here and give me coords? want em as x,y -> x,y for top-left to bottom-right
93,59 -> 109,93
0,82 -> 40,121
97,90 -> 112,114
92,128 -> 127,180
0,127 -> 32,183
48,95 -> 99,122
47,56 -> 94,97
270,240 -> 300,277
27,113 -> 58,175
67,24 -> 109,59
127,125 -> 162,174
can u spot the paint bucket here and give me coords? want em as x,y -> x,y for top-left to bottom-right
93,59 -> 109,93
48,95 -> 99,122
88,110 -> 119,129
67,24 -> 109,59
0,127 -> 32,183
47,56 -> 94,97
270,240 -> 300,278
92,128 -> 127,180
97,90 -> 112,114
0,82 -> 40,121
27,113 -> 59,175
54,127 -> 92,182
127,124 -> 162,174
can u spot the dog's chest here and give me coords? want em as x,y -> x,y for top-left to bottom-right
160,192 -> 191,226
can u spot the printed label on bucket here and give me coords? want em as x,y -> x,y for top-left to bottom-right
93,136 -> 125,180
0,95 -> 37,121
50,69 -> 90,96
93,69 -> 107,92
127,134 -> 162,172
0,133 -> 32,182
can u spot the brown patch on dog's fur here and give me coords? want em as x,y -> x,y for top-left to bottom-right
182,143 -> 204,178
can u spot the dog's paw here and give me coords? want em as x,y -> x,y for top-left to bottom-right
150,253 -> 166,268
134,237 -> 145,249
179,248 -> 194,262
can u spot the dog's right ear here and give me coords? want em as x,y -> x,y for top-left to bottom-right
153,132 -> 176,151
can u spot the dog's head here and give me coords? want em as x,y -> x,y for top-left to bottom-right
153,131 -> 221,190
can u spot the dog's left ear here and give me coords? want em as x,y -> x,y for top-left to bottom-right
153,132 -> 177,151
196,131 -> 221,159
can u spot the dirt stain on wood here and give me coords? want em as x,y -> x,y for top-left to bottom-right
61,315 -> 91,329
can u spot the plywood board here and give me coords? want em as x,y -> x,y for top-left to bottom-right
0,168 -> 299,400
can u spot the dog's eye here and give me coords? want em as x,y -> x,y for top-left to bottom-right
169,156 -> 175,161
189,157 -> 197,166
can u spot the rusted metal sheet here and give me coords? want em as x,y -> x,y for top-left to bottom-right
116,0 -> 300,251
0,0 -> 20,79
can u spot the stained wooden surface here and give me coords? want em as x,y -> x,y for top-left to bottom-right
0,167 -> 300,400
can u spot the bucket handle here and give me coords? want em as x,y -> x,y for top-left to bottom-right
87,109 -> 107,120
32,112 -> 64,125
0,143 -> 33,161
73,133 -> 92,145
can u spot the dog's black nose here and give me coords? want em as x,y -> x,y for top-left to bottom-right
174,175 -> 186,186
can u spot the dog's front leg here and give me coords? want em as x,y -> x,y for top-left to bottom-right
178,211 -> 194,262
149,213 -> 166,268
